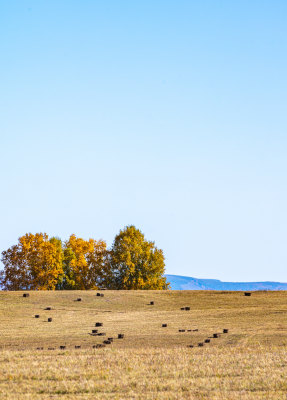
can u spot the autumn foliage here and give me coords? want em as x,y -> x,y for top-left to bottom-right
0,227 -> 169,290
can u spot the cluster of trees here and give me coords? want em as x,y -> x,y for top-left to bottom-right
0,226 -> 169,291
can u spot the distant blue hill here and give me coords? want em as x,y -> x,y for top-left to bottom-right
165,274 -> 287,291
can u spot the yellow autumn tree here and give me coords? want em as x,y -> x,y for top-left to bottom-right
107,225 -> 170,290
0,233 -> 63,290
61,234 -> 107,290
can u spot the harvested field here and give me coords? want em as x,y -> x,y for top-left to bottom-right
0,290 -> 287,399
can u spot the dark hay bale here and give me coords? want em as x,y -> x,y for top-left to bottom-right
162,324 -> 167,328
95,322 -> 103,327
213,333 -> 218,338
93,344 -> 105,348
223,329 -> 228,334
92,329 -> 98,334
204,339 -> 210,343
244,292 -> 251,296
59,346 -> 66,350
76,298 -> 82,301
198,343 -> 204,347
44,307 -> 52,310
185,307 -> 190,311
23,293 -> 29,297
75,345 -> 81,349
35,315 -> 40,318
48,318 -> 53,322
118,334 -> 124,339
103,340 -> 111,345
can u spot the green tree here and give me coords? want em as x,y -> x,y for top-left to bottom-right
107,225 -> 169,290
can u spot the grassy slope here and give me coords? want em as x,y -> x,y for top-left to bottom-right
0,290 -> 287,399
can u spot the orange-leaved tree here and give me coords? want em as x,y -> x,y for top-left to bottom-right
60,234 -> 107,290
0,233 -> 63,290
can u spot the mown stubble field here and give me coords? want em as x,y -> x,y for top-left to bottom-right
0,290 -> 286,399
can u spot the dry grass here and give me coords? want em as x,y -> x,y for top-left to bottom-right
0,290 -> 287,399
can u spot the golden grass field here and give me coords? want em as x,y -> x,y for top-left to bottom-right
0,290 -> 286,399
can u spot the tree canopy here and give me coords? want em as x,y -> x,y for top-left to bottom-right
107,226 -> 169,290
0,227 -> 169,290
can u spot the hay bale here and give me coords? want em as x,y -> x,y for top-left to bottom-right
23,293 -> 29,297
35,315 -> 40,318
223,329 -> 228,333
48,318 -> 52,322
162,324 -> 167,328
244,292 -> 251,296
118,334 -> 124,339
95,322 -> 103,327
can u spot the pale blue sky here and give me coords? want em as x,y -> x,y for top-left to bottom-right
1,1 -> 287,282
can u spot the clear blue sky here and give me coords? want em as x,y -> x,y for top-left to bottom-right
1,1 -> 286,282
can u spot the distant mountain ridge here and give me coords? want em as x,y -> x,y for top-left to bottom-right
165,274 -> 287,291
